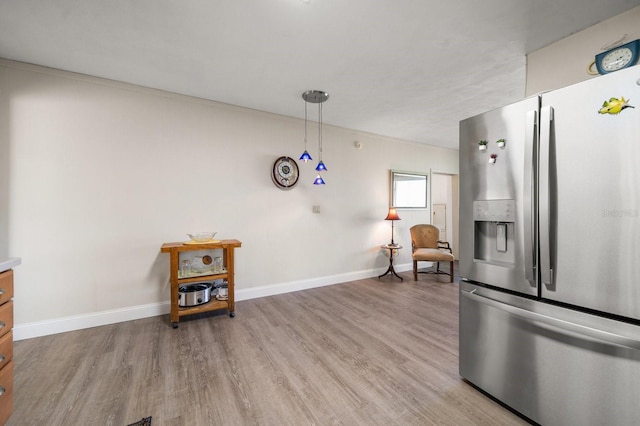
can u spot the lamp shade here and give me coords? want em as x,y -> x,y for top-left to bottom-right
299,150 -> 312,162
385,207 -> 401,221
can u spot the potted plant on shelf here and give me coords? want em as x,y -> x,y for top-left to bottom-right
478,140 -> 488,151
489,153 -> 497,163
496,138 -> 506,148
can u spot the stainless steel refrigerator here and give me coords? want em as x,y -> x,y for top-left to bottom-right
459,64 -> 640,425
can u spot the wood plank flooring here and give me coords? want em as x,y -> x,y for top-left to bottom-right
9,269 -> 528,425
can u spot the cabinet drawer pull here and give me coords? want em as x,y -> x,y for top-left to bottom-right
0,289 -> 4,296
0,322 -> 5,329
0,387 -> 5,396
0,355 -> 4,362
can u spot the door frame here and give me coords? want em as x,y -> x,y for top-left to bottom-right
431,172 -> 459,260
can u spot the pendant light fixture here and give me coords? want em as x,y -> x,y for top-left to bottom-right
301,90 -> 329,185
314,100 -> 327,173
299,100 -> 312,162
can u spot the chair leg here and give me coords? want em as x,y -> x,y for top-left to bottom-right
413,260 -> 417,281
450,261 -> 454,282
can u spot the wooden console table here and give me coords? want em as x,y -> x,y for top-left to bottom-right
161,239 -> 241,328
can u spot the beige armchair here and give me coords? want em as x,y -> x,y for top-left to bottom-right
410,224 -> 454,282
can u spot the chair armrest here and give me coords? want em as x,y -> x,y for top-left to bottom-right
437,240 -> 452,253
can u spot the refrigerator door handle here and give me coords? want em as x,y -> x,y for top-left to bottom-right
539,105 -> 553,286
523,109 -> 537,283
461,289 -> 640,350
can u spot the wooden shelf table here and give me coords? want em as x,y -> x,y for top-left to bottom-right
161,239 -> 241,328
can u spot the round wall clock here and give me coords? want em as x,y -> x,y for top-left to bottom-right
271,156 -> 299,190
595,39 -> 639,74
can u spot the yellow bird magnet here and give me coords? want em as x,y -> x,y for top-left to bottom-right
598,96 -> 634,115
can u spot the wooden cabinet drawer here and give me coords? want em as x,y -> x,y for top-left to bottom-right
0,361 -> 13,426
0,303 -> 12,340
0,332 -> 11,373
0,272 -> 13,306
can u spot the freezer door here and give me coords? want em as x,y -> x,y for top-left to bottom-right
459,282 -> 640,426
459,96 -> 539,296
540,65 -> 640,320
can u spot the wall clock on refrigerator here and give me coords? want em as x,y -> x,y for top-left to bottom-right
271,156 -> 299,190
594,39 -> 640,74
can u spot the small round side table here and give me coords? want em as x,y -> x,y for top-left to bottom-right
378,244 -> 403,281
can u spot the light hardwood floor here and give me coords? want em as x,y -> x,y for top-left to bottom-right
10,268 -> 528,425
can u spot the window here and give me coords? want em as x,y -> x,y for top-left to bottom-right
390,170 -> 428,208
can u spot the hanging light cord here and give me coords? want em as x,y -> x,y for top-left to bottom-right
318,102 -> 323,160
304,101 -> 308,150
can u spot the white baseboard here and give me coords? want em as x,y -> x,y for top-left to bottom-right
235,263 -> 411,300
13,302 -> 172,341
13,263 -> 414,341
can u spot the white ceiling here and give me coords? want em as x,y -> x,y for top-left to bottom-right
1,0 -> 639,150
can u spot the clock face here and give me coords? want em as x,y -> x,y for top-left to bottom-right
595,39 -> 639,74
601,47 -> 633,72
271,156 -> 299,190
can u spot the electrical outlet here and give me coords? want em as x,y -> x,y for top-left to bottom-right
312,205 -> 320,214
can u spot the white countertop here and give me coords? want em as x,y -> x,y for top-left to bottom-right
0,258 -> 21,273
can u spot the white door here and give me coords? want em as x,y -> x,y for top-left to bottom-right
433,203 -> 446,240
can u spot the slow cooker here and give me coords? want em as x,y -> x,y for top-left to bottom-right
178,283 -> 212,307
